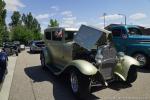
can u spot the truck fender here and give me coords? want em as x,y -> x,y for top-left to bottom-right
66,60 -> 98,76
114,55 -> 140,81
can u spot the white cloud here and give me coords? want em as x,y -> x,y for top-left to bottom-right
61,11 -> 73,17
129,13 -> 147,20
95,22 -> 105,28
76,22 -> 87,26
61,17 -> 76,27
41,21 -> 48,25
100,14 -> 123,20
4,0 -> 25,11
63,17 -> 77,21
51,6 -> 59,11
60,10 -> 76,27
36,14 -> 50,20
60,10 -> 87,28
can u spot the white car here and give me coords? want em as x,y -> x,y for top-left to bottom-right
20,44 -> 25,50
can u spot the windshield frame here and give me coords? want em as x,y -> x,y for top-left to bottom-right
127,27 -> 142,35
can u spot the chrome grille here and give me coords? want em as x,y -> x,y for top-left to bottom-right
99,45 -> 117,80
100,61 -> 116,80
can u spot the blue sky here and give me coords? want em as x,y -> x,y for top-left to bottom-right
4,0 -> 150,32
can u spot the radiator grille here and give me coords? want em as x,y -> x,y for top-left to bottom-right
99,45 -> 117,80
100,62 -> 116,80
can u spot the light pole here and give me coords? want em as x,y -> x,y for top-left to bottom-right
118,14 -> 127,25
103,13 -> 107,28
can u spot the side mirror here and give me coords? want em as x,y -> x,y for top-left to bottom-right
117,52 -> 125,57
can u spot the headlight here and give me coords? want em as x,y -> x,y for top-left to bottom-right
117,52 -> 125,57
95,48 -> 103,64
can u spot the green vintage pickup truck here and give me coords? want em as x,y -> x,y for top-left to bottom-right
108,25 -> 150,67
40,25 -> 140,99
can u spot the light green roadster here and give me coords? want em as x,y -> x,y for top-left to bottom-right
40,25 -> 140,99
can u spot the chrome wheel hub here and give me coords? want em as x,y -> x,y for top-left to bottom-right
70,72 -> 78,93
134,54 -> 146,66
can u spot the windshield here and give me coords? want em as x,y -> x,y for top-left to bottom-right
65,31 -> 77,42
35,41 -> 44,45
127,27 -> 142,35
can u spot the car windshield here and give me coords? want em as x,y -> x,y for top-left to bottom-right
35,41 -> 44,45
127,28 -> 142,35
65,31 -> 77,42
14,41 -> 20,44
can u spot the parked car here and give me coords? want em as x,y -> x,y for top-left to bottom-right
13,41 -> 21,53
2,42 -> 19,56
40,25 -> 140,99
107,24 -> 150,67
20,44 -> 25,51
0,51 -> 8,84
30,41 -> 45,53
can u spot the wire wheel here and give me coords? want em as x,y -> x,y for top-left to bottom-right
134,53 -> 147,67
70,71 -> 79,93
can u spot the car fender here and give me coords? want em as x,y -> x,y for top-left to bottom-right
114,55 -> 140,81
65,60 -> 98,76
41,47 -> 51,65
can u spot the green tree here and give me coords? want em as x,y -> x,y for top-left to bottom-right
48,19 -> 59,27
22,12 -> 40,31
11,26 -> 33,45
0,0 -> 7,45
10,12 -> 42,44
9,11 -> 21,27
22,12 -> 41,40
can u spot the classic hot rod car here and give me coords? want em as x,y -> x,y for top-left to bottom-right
40,25 -> 140,99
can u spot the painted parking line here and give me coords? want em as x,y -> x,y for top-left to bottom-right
0,56 -> 17,100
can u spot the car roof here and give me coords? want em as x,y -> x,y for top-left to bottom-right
44,27 -> 78,32
112,25 -> 139,29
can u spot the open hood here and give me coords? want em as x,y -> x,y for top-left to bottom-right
74,25 -> 111,51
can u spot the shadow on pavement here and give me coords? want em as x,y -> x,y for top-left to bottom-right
108,81 -> 132,91
137,68 -> 150,73
27,51 -> 41,54
24,65 -> 100,100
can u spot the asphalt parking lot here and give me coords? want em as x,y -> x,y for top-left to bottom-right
1,49 -> 150,100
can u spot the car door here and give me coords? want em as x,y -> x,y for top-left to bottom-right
61,31 -> 75,66
50,29 -> 64,69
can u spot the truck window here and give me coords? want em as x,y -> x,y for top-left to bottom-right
65,31 -> 75,42
52,30 -> 63,41
128,28 -> 142,35
112,29 -> 122,37
45,32 -> 51,40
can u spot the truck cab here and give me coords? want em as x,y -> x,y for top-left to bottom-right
110,25 -> 150,67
